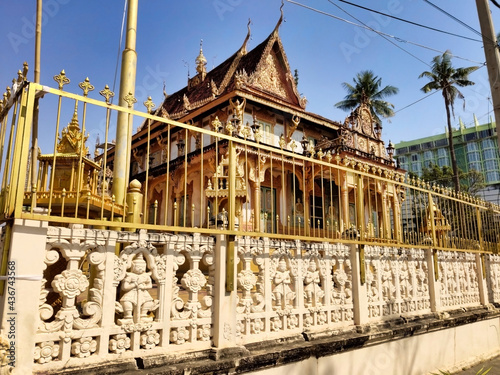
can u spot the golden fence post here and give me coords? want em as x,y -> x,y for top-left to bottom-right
476,206 -> 484,252
191,203 -> 195,228
61,188 -> 66,217
11,82 -> 35,218
226,139 -> 237,292
154,200 -> 158,225
356,174 -> 364,241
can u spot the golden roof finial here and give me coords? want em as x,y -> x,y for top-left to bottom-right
273,0 -> 285,36
68,100 -> 80,132
240,18 -> 252,55
195,39 -> 207,75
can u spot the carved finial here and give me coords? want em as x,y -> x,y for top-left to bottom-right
195,39 -> 207,77
143,96 -> 156,114
99,85 -> 114,104
22,62 -> 28,80
273,1 -> 285,35
53,70 -> 70,90
79,77 -> 95,97
123,92 -> 137,108
240,18 -> 252,55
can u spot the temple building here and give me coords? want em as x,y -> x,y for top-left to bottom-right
114,13 -> 405,238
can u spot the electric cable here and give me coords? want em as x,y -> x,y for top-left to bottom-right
338,0 -> 483,43
111,0 -> 128,104
423,0 -> 497,45
327,0 -> 430,66
285,0 -> 485,65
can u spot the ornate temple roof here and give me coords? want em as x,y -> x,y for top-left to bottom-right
157,11 -> 307,120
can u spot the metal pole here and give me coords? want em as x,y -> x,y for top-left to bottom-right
31,0 -> 42,204
476,0 -> 500,149
112,0 -> 138,216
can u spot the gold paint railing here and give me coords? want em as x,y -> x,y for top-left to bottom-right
0,73 -> 499,254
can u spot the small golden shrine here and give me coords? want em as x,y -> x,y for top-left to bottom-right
26,102 -> 121,218
424,199 -> 451,244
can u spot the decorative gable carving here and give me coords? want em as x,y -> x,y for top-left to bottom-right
250,53 -> 288,100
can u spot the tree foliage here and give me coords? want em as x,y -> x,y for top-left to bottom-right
335,70 -> 399,125
419,51 -> 479,192
415,164 -> 485,196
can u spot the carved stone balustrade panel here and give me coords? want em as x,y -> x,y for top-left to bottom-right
365,246 -> 430,320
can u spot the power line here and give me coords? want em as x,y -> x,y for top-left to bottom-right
338,0 -> 483,43
394,90 -> 440,114
423,0 -> 497,45
327,0 -> 430,66
492,0 -> 500,10
285,0 -> 485,65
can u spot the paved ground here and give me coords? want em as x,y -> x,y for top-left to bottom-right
456,355 -> 500,374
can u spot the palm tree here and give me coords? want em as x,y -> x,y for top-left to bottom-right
335,70 -> 399,125
419,51 -> 479,192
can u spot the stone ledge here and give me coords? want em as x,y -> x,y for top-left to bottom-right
40,306 -> 500,375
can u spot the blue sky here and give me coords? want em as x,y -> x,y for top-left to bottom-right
0,0 -> 498,151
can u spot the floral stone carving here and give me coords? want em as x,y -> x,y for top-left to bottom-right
52,269 -> 89,299
109,334 -> 131,354
140,330 -> 160,350
34,341 -> 59,364
71,337 -> 97,358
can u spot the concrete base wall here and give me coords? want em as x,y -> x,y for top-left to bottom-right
252,317 -> 500,375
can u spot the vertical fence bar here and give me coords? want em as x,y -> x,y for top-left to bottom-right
164,124 -> 171,225
12,83 -> 35,217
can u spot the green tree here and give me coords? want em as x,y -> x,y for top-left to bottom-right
419,164 -> 485,196
419,51 -> 479,192
335,70 -> 399,125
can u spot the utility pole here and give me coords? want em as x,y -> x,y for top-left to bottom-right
112,0 -> 138,218
476,0 -> 500,149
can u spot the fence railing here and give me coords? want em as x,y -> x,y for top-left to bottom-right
0,72 -> 499,253
1,70 -> 500,374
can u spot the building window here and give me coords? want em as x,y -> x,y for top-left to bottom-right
423,150 -> 434,160
260,121 -> 273,145
435,138 -> 448,147
466,142 -> 478,152
483,149 -> 497,160
437,157 -> 449,167
486,171 -> 500,183
437,148 -> 448,157
411,154 -> 420,162
482,139 -> 495,149
469,162 -> 481,171
467,151 -> 481,162
485,159 -> 499,171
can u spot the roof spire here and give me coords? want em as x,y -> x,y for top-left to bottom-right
195,39 -> 207,77
273,0 -> 285,36
240,18 -> 252,55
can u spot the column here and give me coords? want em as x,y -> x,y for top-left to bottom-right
476,253 -> 489,305
350,244 -> 369,326
426,249 -> 441,312
212,234 -> 237,349
1,219 -> 48,375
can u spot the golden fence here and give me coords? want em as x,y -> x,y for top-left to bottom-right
0,70 -> 499,253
